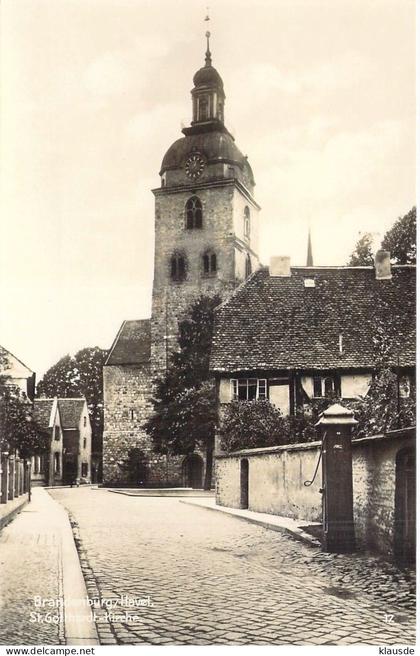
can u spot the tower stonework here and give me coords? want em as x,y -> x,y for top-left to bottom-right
103,39 -> 260,486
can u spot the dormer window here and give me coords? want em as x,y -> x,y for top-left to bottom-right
185,196 -> 203,229
203,250 -> 217,277
244,206 -> 250,239
170,252 -> 187,282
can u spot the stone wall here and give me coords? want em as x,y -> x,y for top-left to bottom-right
352,431 -> 414,557
103,363 -> 185,486
216,428 -> 415,559
216,442 -> 322,521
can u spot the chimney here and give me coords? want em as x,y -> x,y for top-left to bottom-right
269,256 -> 291,277
374,250 -> 391,280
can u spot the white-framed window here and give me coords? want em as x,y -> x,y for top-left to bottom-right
313,375 -> 336,398
54,453 -> 60,474
231,378 -> 267,401
399,376 -> 411,398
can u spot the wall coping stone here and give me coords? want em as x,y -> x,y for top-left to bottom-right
352,426 -> 415,447
216,426 -> 415,459
216,440 -> 322,458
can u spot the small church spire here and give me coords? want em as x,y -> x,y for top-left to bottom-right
205,8 -> 212,66
306,227 -> 314,266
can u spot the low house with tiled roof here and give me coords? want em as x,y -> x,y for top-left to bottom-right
32,398 -> 63,486
58,398 -> 92,484
210,251 -> 415,438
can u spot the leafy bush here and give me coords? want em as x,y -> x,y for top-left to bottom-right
219,400 -> 320,453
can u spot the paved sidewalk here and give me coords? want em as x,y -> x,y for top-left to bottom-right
0,487 -> 98,646
180,497 -> 321,546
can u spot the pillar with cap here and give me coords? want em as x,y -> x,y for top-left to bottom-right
316,403 -> 357,553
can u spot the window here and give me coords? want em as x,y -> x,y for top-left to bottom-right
33,456 -> 39,475
54,425 -> 60,441
83,437 -> 87,449
244,206 -> 250,239
54,453 -> 60,475
203,250 -> 217,276
245,254 -> 252,278
198,96 -> 209,121
399,376 -> 411,398
83,417 -> 87,427
170,253 -> 187,281
81,463 -> 88,478
130,409 -> 135,420
313,376 -> 336,398
185,197 -> 202,229
231,378 -> 267,401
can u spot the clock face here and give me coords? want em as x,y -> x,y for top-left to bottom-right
185,153 -> 205,180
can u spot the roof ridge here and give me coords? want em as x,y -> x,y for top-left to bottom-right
215,267 -> 264,313
0,346 -> 33,374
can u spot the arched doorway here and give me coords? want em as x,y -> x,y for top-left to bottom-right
183,454 -> 204,489
394,447 -> 415,565
240,459 -> 249,509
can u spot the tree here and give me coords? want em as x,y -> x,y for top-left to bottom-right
37,347 -> 107,454
347,232 -> 374,266
0,385 -> 49,458
382,206 -> 416,264
345,368 -> 415,437
144,294 -> 221,490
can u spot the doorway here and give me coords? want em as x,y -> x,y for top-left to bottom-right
394,447 -> 415,565
183,454 -> 204,489
240,459 -> 249,509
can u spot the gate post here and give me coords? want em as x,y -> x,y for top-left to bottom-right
316,403 -> 357,553
0,451 -> 8,504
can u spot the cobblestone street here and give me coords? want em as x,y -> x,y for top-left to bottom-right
50,487 -> 415,646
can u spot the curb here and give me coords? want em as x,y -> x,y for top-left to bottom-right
179,499 -> 321,548
0,496 -> 28,531
53,500 -> 100,645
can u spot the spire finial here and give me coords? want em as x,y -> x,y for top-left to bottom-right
306,226 -> 314,266
205,8 -> 212,66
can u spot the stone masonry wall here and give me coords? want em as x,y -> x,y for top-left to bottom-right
216,430 -> 414,559
151,184 -> 255,374
103,364 -> 184,486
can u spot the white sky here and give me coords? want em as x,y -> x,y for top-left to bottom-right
0,0 -> 415,378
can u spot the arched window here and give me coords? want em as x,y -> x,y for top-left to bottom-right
170,252 -> 187,282
244,206 -> 250,239
185,196 -> 203,229
198,96 -> 209,121
203,250 -> 217,276
245,254 -> 252,278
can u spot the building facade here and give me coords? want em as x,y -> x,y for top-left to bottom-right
103,37 -> 260,486
32,397 -> 92,486
210,252 -> 416,450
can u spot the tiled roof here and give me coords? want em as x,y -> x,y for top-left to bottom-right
105,320 -> 151,366
33,399 -> 55,429
210,266 -> 416,372
58,398 -> 86,429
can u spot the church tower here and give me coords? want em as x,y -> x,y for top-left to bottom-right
151,33 -> 260,373
103,30 -> 260,486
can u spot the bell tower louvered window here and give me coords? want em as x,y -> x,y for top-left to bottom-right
203,250 -> 217,277
170,253 -> 187,282
185,197 -> 203,229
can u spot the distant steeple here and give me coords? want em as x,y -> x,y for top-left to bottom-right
306,228 -> 314,266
